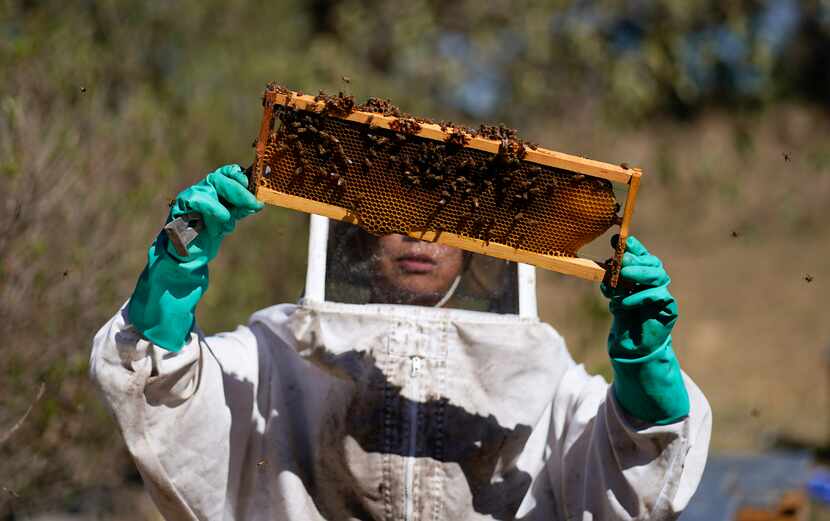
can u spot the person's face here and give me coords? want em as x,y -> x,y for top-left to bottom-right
371,234 -> 464,306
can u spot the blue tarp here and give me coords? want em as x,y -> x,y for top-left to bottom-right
680,451 -> 812,521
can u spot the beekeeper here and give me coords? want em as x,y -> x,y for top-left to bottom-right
91,164 -> 711,521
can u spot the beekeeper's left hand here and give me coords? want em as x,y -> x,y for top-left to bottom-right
601,235 -> 690,424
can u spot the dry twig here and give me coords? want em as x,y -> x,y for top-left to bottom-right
0,382 -> 45,446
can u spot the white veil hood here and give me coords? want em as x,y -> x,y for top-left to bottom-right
303,215 -> 538,318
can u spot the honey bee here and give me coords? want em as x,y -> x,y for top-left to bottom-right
457,212 -> 473,231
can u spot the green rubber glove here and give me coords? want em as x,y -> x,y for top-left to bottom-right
127,164 -> 264,351
601,235 -> 690,425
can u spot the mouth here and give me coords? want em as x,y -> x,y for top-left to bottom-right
396,254 -> 437,274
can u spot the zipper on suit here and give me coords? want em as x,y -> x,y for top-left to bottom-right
404,355 -> 423,521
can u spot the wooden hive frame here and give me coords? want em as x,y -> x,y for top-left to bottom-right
251,89 -> 642,285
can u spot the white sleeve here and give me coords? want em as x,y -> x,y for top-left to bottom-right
89,304 -> 262,521
547,363 -> 712,520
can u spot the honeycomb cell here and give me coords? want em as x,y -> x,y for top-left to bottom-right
256,106 -> 619,259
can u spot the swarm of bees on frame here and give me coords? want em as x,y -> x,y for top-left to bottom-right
259,83 -> 621,256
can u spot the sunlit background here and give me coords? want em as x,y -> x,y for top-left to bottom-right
1,1 -> 829,519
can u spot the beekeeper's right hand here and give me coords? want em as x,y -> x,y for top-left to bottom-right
127,164 -> 263,352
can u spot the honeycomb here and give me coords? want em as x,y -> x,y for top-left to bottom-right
254,105 -> 620,259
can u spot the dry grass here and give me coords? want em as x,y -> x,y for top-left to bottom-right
0,88 -> 307,518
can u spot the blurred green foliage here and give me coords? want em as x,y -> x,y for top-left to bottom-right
0,0 -> 828,517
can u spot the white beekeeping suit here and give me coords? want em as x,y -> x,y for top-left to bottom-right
91,214 -> 711,521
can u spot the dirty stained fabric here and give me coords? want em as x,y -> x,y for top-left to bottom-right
91,300 -> 711,521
